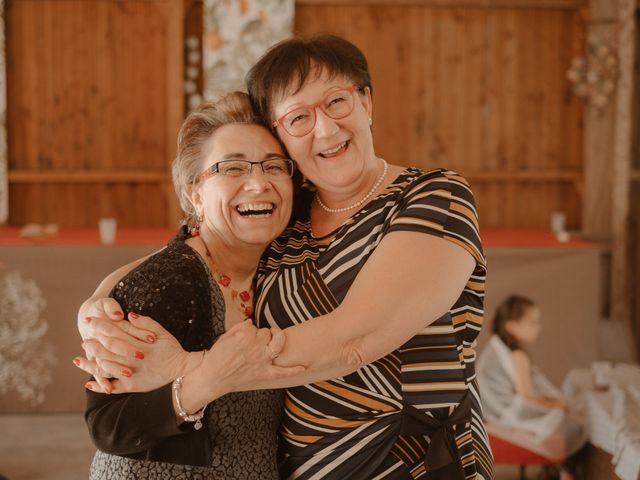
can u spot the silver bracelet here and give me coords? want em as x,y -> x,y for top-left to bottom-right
172,376 -> 206,430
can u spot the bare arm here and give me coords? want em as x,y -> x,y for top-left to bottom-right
173,230 -> 476,414
511,350 -> 567,411
77,231 -> 475,403
77,172 -> 481,407
253,231 -> 475,388
80,231 -> 478,403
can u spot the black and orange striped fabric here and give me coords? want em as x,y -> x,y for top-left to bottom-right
256,168 -> 494,479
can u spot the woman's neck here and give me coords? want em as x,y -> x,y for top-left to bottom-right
197,229 -> 262,284
315,157 -> 385,208
310,162 -> 404,237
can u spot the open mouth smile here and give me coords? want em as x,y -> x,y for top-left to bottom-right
318,140 -> 349,158
235,202 -> 275,218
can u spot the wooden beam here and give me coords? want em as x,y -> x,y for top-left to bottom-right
582,21 -> 617,239
8,171 -> 171,183
166,0 -> 185,227
295,0 -> 585,8
610,0 -> 637,356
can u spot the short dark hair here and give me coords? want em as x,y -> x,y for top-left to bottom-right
246,34 -> 372,122
492,295 -> 536,350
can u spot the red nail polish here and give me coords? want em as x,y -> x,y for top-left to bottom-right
114,311 -> 124,317
129,312 -> 139,319
121,369 -> 132,377
146,335 -> 156,343
134,351 -> 145,360
73,358 -> 81,367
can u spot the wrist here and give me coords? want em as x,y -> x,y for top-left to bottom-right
174,365 -> 226,418
184,351 -> 206,375
170,350 -> 203,381
192,351 -> 229,401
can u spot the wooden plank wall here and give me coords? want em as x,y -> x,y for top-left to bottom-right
6,0 -> 183,227
633,181 -> 640,355
295,2 -> 585,228
632,5 -> 640,355
4,0 -> 585,229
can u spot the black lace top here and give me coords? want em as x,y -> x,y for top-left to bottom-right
85,227 -> 283,479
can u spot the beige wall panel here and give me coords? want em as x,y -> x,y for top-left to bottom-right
0,243 -> 162,413
478,245 -> 601,387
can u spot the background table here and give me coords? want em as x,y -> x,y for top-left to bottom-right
563,365 -> 640,480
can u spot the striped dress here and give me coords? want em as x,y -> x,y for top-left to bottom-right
255,168 -> 494,479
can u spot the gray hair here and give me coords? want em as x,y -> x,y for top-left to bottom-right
171,91 -> 264,227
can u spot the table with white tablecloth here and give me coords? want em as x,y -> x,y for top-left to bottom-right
563,364 -> 640,480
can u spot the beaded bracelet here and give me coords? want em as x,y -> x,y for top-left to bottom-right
172,376 -> 206,430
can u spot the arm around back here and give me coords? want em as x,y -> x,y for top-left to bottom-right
77,256 -> 148,340
259,169 -> 485,388
85,384 -> 183,455
83,239 -> 217,458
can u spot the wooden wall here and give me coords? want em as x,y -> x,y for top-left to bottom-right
6,0 -> 183,227
5,0 -> 586,229
295,1 -> 586,229
628,0 -> 638,357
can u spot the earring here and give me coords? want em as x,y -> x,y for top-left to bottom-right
190,211 -> 204,237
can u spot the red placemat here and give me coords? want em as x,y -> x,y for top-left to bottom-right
0,227 -> 593,248
0,227 -> 175,246
481,229 -> 593,248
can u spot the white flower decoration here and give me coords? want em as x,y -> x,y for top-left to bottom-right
0,271 -> 56,404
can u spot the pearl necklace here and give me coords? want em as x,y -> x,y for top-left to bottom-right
315,159 -> 388,213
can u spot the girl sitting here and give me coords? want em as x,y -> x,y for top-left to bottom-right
478,295 -> 588,480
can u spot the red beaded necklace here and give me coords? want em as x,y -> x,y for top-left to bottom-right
198,236 -> 253,318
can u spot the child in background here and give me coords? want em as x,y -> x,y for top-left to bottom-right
477,295 -> 587,480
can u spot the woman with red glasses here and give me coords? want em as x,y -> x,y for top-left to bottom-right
77,35 -> 492,479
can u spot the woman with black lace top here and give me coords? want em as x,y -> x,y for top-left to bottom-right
80,91 -> 302,479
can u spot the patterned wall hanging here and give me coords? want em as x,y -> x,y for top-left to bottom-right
0,270 -> 56,405
199,0 -> 294,107
567,35 -> 618,111
0,0 -> 7,224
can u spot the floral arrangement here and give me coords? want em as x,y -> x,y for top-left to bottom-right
567,36 -> 618,111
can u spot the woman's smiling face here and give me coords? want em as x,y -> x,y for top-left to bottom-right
191,123 -> 293,249
271,69 -> 376,195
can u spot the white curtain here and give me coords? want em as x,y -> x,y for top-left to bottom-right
200,0 -> 294,105
0,0 -> 7,224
